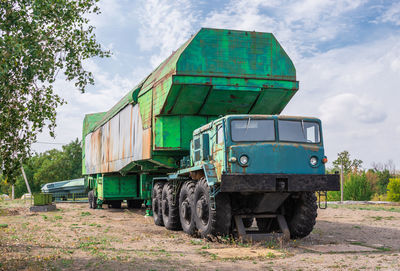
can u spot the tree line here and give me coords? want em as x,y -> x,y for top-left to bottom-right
0,139 -> 82,198
328,151 -> 400,202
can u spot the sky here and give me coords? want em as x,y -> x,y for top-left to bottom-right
33,0 -> 400,170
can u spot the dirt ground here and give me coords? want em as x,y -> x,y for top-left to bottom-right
1,200 -> 400,271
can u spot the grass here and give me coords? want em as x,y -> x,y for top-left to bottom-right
81,211 -> 91,217
328,204 -> 400,213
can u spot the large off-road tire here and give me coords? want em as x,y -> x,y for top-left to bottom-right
127,200 -> 143,209
179,181 -> 196,236
88,191 -> 93,209
193,178 -> 231,238
108,200 -> 122,209
243,217 -> 253,228
162,183 -> 181,230
152,182 -> 164,226
285,192 -> 317,239
88,190 -> 97,209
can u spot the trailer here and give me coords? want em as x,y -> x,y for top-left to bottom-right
83,28 -> 339,240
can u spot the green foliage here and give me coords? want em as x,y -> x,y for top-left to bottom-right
327,190 -> 341,201
332,150 -> 363,174
0,139 -> 81,198
387,178 -> 400,202
0,0 -> 110,183
343,173 -> 373,201
376,170 -> 391,195
327,173 -> 374,201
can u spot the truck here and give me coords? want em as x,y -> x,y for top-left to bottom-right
82,28 -> 340,240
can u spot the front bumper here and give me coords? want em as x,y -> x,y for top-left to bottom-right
220,173 -> 340,192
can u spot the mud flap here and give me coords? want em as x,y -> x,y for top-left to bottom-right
234,214 -> 290,242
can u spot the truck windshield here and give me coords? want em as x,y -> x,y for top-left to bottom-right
231,119 -> 275,142
278,120 -> 320,143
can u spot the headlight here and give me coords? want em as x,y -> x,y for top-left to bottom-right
239,155 -> 249,166
310,156 -> 318,166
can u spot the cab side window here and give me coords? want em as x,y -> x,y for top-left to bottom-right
216,125 -> 224,144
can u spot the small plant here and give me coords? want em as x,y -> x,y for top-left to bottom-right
201,244 -> 210,249
81,211 -> 91,217
387,178 -> 400,202
0,224 -> 8,228
42,215 -> 48,220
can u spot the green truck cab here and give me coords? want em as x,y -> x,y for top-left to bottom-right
152,115 -> 339,240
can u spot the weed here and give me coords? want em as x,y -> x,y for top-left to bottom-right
190,239 -> 203,245
81,212 -> 91,217
201,244 -> 210,249
264,239 -> 278,249
353,225 -> 361,229
54,215 -> 63,220
265,252 -> 276,259
0,224 -> 8,228
42,215 -> 48,220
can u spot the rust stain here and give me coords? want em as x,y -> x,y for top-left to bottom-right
142,128 -> 152,159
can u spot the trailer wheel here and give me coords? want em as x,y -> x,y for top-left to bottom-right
193,178 -> 231,238
127,200 -> 143,209
179,181 -> 196,236
285,192 -> 317,239
162,183 -> 181,230
152,182 -> 164,226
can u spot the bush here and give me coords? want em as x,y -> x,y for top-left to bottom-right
327,191 -> 341,201
343,173 -> 373,201
387,178 -> 400,202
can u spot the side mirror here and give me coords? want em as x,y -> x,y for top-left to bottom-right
202,133 -> 210,161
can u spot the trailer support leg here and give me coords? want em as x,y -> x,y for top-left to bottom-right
234,214 -> 290,242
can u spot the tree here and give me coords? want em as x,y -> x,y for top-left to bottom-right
0,139 -> 82,198
0,0 -> 109,183
332,150 -> 363,174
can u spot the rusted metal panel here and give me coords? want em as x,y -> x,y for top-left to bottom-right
84,104 -> 145,174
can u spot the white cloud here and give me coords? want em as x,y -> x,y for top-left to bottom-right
319,93 -> 386,125
379,2 -> 400,25
136,0 -> 198,67
86,0 -> 128,28
284,35 -> 400,168
202,0 -> 364,60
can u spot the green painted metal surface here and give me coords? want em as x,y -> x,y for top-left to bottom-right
83,28 -> 300,190
33,193 -> 52,206
96,175 -> 139,200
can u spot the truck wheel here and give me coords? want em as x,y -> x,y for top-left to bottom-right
285,192 -> 317,239
152,182 -> 164,226
162,183 -> 181,230
93,194 -> 98,209
193,178 -> 231,238
127,200 -> 143,209
179,181 -> 196,236
88,191 -> 93,209
243,217 -> 253,228
109,200 -> 122,209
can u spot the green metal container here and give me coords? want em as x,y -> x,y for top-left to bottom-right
82,28 -> 298,176
33,193 -> 52,206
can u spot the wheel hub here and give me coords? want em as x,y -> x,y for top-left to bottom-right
196,197 -> 208,221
